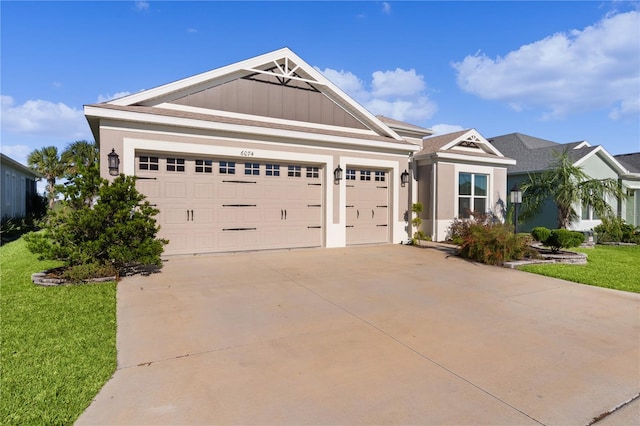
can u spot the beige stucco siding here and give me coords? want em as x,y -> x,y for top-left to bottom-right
437,163 -> 455,219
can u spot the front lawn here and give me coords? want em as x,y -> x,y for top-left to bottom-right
518,244 -> 640,293
0,237 -> 117,424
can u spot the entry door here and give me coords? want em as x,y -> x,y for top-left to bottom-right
346,169 -> 389,245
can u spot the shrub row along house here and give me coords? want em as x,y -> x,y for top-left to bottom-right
80,48 -> 637,255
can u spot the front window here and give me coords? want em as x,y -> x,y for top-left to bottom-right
360,170 -> 371,181
139,156 -> 159,171
458,172 -> 488,218
346,169 -> 356,180
195,159 -> 212,173
374,171 -> 385,182
266,164 -> 280,176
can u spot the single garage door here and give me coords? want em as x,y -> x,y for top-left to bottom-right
135,154 -> 323,255
345,168 -> 389,245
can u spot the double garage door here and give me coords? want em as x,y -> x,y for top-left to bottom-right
136,154 -> 323,255
135,153 -> 391,255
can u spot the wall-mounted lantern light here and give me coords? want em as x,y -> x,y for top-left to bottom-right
108,148 -> 120,176
333,165 -> 343,184
510,183 -> 523,233
400,169 -> 410,187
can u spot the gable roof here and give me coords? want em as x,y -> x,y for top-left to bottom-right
488,132 -> 627,175
87,48 -> 408,146
0,153 -> 40,179
415,129 -> 515,165
376,115 -> 434,139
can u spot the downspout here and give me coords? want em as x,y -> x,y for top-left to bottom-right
432,162 -> 437,241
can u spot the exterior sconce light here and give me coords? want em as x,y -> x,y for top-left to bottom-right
108,148 -> 120,176
400,169 -> 410,187
510,183 -> 523,234
333,165 -> 343,184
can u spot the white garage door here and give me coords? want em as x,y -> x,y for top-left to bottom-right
345,168 -> 389,245
135,154 -> 323,255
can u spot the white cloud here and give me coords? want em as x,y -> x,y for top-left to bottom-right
431,124 -> 465,135
134,1 -> 149,11
187,28 -> 198,33
382,2 -> 391,14
453,10 -> 640,120
318,67 -> 437,124
0,144 -> 32,165
371,69 -> 425,97
97,91 -> 131,103
1,95 -> 88,139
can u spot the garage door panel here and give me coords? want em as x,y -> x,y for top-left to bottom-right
165,182 -> 188,198
193,183 -> 215,199
137,180 -> 161,198
164,208 -> 189,224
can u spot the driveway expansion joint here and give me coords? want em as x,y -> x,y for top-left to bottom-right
587,393 -> 640,425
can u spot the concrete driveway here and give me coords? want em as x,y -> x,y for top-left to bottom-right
77,244 -> 639,425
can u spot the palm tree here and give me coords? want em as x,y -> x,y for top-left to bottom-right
520,149 -> 624,229
27,146 -> 66,209
61,140 -> 98,176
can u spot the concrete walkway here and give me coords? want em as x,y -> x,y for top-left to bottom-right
77,245 -> 639,425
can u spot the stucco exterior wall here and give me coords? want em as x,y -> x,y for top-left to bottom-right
98,120 -> 412,248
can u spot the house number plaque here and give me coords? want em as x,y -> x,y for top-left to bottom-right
240,150 -> 254,157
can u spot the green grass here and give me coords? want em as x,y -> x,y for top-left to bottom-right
518,244 -> 640,293
0,238 -> 117,425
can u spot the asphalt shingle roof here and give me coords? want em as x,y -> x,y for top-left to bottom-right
614,153 -> 640,173
488,132 -> 597,174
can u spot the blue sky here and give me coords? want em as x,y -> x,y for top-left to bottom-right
2,1 -> 639,172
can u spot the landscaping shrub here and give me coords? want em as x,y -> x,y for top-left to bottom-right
447,215 -> 533,265
24,169 -> 167,281
594,217 -> 640,243
531,226 -> 551,243
545,229 -> 585,252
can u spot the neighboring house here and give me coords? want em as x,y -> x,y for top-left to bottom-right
413,129 -> 515,241
85,48 -> 425,255
0,153 -> 39,220
488,133 -> 629,232
614,152 -> 640,227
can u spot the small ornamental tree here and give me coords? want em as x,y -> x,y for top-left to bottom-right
411,202 -> 428,243
25,172 -> 167,281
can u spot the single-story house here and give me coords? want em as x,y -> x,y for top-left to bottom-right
614,152 -> 640,227
488,133 -> 631,232
413,129 -> 515,241
84,48 -> 510,255
0,153 -> 39,220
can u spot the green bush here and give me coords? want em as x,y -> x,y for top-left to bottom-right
594,217 -> 640,243
24,171 -> 167,281
447,215 -> 533,265
61,263 -> 118,284
531,226 -> 551,243
545,229 -> 585,252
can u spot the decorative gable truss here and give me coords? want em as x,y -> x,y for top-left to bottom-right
102,48 -> 403,143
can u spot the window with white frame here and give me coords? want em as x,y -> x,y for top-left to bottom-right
167,158 -> 185,172
458,172 -> 488,218
346,169 -> 356,180
195,159 -> 213,173
374,171 -> 385,182
287,165 -> 301,177
219,161 -> 236,174
306,167 -> 319,178
360,170 -> 371,181
245,163 -> 260,176
266,164 -> 280,176
139,156 -> 159,171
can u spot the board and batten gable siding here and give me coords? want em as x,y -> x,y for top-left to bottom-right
172,78 -> 368,130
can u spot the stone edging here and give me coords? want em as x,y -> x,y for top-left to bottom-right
32,272 -> 116,286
